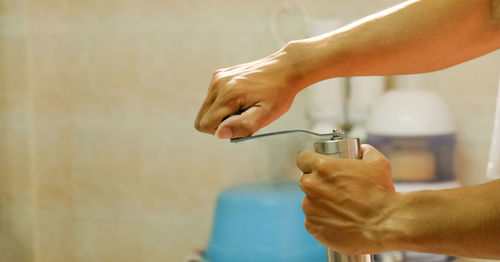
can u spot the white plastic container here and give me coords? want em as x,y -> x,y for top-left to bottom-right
366,82 -> 457,182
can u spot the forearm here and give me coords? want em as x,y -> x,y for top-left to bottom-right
383,179 -> 500,258
288,0 -> 500,88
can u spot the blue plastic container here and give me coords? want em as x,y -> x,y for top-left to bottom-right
204,181 -> 326,262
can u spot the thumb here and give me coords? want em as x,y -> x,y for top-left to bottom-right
215,106 -> 269,139
360,144 -> 386,162
361,143 -> 395,192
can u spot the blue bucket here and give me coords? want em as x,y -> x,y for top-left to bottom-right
204,181 -> 326,262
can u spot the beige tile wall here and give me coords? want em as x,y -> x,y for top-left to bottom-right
0,0 -> 498,261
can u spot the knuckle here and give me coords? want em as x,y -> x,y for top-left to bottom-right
211,69 -> 223,79
226,95 -> 242,109
302,197 -> 320,217
209,73 -> 226,91
299,176 -> 317,193
194,120 -> 202,131
235,118 -> 257,136
301,197 -> 311,214
314,158 -> 331,174
197,118 -> 213,133
304,219 -> 317,235
209,78 -> 221,92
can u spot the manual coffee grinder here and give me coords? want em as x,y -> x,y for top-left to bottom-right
231,129 -> 374,262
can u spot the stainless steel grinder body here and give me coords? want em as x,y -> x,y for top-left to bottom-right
314,137 -> 374,262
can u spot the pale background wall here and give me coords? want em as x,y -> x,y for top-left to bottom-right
0,0 -> 499,261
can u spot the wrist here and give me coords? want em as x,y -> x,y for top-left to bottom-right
376,190 -> 454,253
371,192 -> 422,252
280,39 -> 339,91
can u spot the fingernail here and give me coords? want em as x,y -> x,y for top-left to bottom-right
216,126 -> 233,139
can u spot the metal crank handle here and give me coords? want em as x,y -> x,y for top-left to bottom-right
230,129 -> 345,143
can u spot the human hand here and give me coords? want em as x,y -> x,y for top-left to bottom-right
297,144 -> 397,254
194,45 -> 306,139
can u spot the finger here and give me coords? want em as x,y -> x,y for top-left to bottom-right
195,69 -> 227,133
302,197 -> 316,216
300,171 -> 352,204
299,170 -> 331,199
215,105 -> 270,139
199,102 -> 238,136
304,217 -> 321,236
194,92 -> 218,133
296,150 -> 337,174
197,85 -> 245,135
296,150 -> 316,173
302,196 -> 334,218
299,170 -> 314,195
195,68 -> 236,134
